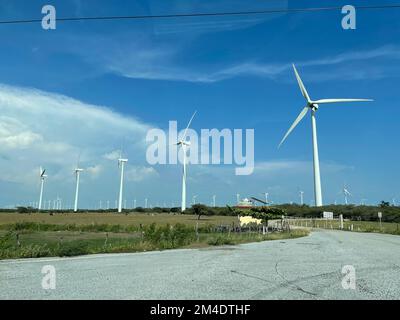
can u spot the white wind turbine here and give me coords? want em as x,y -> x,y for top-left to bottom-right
176,111 -> 197,212
73,156 -> 84,212
117,150 -> 128,213
279,64 -> 373,207
38,167 -> 47,211
342,185 -> 352,205
299,190 -> 304,205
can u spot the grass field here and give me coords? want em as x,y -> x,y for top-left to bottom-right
288,218 -> 400,235
0,212 -> 309,260
0,212 -> 237,227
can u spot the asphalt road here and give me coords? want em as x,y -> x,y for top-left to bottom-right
1,229 -> 400,299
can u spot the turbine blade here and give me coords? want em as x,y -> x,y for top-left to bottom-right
76,151 -> 81,169
182,111 -> 197,140
278,106 -> 309,148
293,64 -> 311,103
313,98 -> 373,104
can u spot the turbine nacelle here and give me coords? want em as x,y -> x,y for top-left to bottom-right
39,167 -> 47,179
177,140 -> 191,147
118,158 -> 128,164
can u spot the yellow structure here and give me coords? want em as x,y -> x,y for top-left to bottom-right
239,216 -> 262,227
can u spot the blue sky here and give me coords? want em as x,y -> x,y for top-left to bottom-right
0,0 -> 399,208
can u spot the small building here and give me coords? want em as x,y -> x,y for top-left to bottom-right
235,198 -> 254,209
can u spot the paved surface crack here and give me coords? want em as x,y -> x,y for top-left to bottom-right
230,270 -> 274,284
274,261 -> 318,297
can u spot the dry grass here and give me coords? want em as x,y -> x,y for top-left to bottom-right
0,212 -> 237,227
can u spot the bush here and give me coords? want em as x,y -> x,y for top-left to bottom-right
142,223 -> 195,249
57,241 -> 89,257
207,235 -> 234,246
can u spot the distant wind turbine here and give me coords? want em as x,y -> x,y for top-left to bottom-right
73,155 -> 83,212
38,167 -> 47,211
278,64 -> 373,207
342,185 -> 352,205
299,190 -> 304,205
117,149 -> 128,213
176,111 -> 197,212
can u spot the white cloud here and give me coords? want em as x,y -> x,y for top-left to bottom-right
103,150 -> 121,161
0,83 -> 153,186
105,45 -> 400,83
125,166 -> 159,182
86,164 -> 103,177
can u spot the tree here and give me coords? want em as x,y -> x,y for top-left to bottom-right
380,201 -> 390,208
192,204 -> 210,220
249,206 -> 286,225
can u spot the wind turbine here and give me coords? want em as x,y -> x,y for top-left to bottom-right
236,193 -> 240,204
38,167 -> 47,211
279,64 -> 373,207
73,156 -> 84,213
176,111 -> 197,212
117,150 -> 128,213
299,190 -> 304,205
342,185 -> 352,205
192,195 -> 197,205
212,195 -> 216,207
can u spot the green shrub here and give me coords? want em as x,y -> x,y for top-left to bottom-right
57,241 -> 89,257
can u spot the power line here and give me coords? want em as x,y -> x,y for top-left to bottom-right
0,4 -> 400,25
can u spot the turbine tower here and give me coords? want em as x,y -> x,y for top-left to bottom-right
176,111 -> 197,212
236,193 -> 240,204
73,156 -> 84,212
38,167 -> 47,211
117,152 -> 128,213
212,195 -> 216,207
279,64 -> 373,207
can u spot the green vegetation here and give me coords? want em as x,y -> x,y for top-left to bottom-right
0,218 -> 309,260
289,218 -> 400,236
6,202 -> 400,223
279,204 -> 400,223
0,212 -> 237,227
